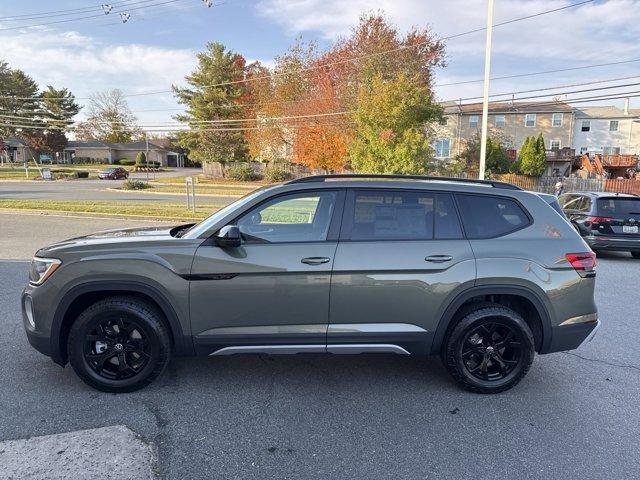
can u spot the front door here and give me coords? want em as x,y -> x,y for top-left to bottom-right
329,189 -> 476,355
189,189 -> 344,355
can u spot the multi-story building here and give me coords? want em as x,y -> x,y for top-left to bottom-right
572,101 -> 640,156
432,101 -> 574,161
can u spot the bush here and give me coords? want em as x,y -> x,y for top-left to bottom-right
71,157 -> 109,165
263,164 -> 292,183
118,159 -> 136,166
135,152 -> 147,165
76,171 -> 89,179
122,179 -> 151,190
226,163 -> 261,181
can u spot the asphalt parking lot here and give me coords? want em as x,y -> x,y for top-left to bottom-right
0,214 -> 639,479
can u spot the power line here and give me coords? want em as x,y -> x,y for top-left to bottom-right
0,0 -> 154,20
437,58 -> 640,87
0,0 -> 195,32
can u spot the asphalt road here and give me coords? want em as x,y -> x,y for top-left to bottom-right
0,178 -> 234,205
0,215 -> 639,479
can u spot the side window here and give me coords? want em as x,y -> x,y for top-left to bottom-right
456,194 -> 530,239
236,191 -> 337,243
347,190 -> 463,241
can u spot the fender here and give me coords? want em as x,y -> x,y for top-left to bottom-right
429,284 -> 553,355
50,280 -> 194,365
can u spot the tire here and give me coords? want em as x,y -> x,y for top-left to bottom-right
631,251 -> 640,259
443,304 -> 535,394
67,296 -> 172,393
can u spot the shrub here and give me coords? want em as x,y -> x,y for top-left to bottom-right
263,164 -> 292,183
226,163 -> 261,181
135,152 -> 147,165
76,171 -> 89,179
122,179 -> 151,190
118,160 -> 136,166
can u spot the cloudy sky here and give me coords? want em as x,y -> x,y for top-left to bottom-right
1,0 -> 639,127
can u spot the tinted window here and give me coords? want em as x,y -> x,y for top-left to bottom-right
348,191 -> 462,241
456,194 -> 530,239
596,198 -> 640,217
560,195 -> 590,212
236,191 -> 337,243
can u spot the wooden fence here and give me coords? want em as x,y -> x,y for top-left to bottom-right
495,174 -> 640,196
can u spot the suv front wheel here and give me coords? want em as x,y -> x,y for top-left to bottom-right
443,304 -> 535,394
67,296 -> 172,392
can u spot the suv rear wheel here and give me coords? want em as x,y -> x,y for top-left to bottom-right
443,304 -> 534,394
67,296 -> 171,392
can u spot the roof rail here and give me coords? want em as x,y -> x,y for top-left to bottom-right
287,174 -> 521,190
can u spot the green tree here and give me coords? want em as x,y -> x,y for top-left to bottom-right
136,151 -> 146,165
457,132 -> 511,175
518,134 -> 547,176
0,60 -> 39,138
75,89 -> 139,143
350,73 -> 442,174
173,42 -> 249,168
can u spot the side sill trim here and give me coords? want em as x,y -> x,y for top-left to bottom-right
209,343 -> 411,356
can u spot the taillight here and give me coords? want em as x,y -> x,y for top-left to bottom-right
584,216 -> 612,227
566,252 -> 596,278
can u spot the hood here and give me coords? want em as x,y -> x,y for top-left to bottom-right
37,224 -> 193,255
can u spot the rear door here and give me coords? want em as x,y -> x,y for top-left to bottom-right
328,189 -> 476,355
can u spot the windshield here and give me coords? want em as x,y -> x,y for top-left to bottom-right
181,186 -> 273,239
596,198 -> 640,217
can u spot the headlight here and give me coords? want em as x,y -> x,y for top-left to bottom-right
29,257 -> 61,285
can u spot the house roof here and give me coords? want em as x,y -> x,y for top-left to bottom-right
574,106 -> 640,118
67,140 -> 110,149
1,136 -> 28,147
444,101 -> 573,115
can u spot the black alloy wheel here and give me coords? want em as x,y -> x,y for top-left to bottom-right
68,297 -> 171,392
443,304 -> 535,394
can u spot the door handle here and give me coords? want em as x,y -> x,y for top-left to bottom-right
301,257 -> 330,265
425,255 -> 453,263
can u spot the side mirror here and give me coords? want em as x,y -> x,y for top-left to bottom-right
215,225 -> 241,248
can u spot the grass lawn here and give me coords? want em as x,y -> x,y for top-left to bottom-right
0,167 -> 40,179
152,174 -> 266,188
145,183 -> 261,197
0,199 -> 221,221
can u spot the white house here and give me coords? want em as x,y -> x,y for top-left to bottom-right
572,100 -> 640,156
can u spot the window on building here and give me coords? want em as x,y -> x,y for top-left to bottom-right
580,147 -> 588,155
609,120 -> 619,132
603,146 -> 621,155
434,139 -> 451,158
469,115 -> 479,128
550,140 -> 561,150
581,120 -> 590,132
524,114 -> 536,127
494,115 -> 506,128
552,113 -> 563,127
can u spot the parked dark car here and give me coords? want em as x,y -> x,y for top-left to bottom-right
98,167 -> 129,180
559,192 -> 640,258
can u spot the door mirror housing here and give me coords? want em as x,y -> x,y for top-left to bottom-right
215,225 -> 241,248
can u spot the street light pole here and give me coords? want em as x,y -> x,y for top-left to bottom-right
478,0 -> 495,180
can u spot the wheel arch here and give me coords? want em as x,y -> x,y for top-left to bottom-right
430,285 -> 553,355
51,281 -> 193,366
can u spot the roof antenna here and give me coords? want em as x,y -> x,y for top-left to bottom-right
120,12 -> 130,23
102,4 -> 113,14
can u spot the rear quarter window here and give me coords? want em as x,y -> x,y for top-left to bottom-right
456,194 -> 531,239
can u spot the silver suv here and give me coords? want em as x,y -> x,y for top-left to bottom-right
22,174 -> 599,393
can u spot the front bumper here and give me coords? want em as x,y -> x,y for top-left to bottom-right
584,235 -> 640,252
22,289 -> 53,358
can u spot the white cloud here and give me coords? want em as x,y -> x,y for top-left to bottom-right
0,27 -> 196,122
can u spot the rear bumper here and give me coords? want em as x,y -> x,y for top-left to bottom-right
584,235 -> 640,252
545,318 -> 600,353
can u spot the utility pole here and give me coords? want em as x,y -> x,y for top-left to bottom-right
145,132 -> 149,183
478,0 -> 495,180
